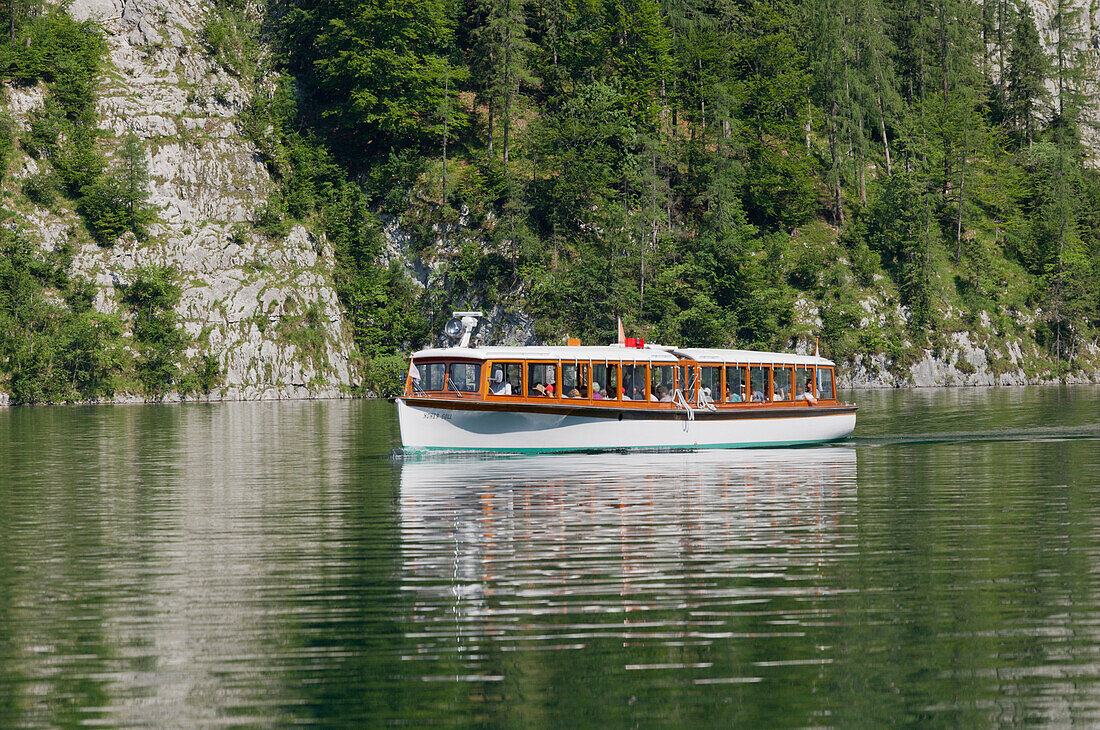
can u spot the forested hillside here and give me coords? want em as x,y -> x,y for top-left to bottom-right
2,0 -> 1100,401
247,0 -> 1100,386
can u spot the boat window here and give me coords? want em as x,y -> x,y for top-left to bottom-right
561,362 -> 590,398
749,366 -> 769,402
795,366 -> 814,401
418,362 -> 446,391
773,366 -> 792,401
650,365 -> 675,402
448,362 -> 481,393
700,366 -> 720,403
592,363 -> 618,401
487,362 -> 522,396
621,363 -> 646,401
725,365 -> 747,402
527,362 -> 557,397
817,367 -> 835,400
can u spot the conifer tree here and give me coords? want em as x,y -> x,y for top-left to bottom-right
121,134 -> 154,238
1006,1 -> 1046,147
470,0 -> 537,164
1043,0 -> 1090,363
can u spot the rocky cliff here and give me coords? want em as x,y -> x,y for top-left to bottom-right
5,0 -> 356,402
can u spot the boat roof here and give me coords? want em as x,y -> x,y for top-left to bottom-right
411,345 -> 834,367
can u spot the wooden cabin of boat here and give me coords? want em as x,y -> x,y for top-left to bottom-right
403,342 -> 839,410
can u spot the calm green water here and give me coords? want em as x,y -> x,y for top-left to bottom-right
2,388 -> 1100,727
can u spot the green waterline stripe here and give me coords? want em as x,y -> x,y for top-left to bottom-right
402,436 -> 849,454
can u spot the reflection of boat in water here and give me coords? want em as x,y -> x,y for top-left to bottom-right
399,447 -> 857,496
398,449 -> 858,619
397,313 -> 857,453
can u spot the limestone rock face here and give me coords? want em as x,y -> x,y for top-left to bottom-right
9,0 -> 357,401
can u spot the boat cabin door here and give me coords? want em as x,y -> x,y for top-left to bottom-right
677,361 -> 699,403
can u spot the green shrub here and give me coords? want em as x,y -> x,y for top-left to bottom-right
362,354 -> 409,398
0,112 -> 12,182
9,13 -> 107,122
122,266 -> 193,397
22,170 -> 58,208
0,229 -> 125,404
178,354 -> 222,396
24,102 -> 63,159
78,176 -> 129,244
253,195 -> 291,238
201,4 -> 259,78
76,138 -> 155,246
277,301 -> 328,369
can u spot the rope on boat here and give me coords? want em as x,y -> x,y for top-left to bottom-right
673,389 -> 695,421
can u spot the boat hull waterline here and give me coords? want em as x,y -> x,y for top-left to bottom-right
397,398 -> 857,453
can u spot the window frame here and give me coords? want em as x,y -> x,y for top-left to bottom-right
525,361 -> 559,399
724,364 -> 748,403
446,361 -> 482,394
486,360 -> 523,397
772,364 -> 793,402
561,360 -> 591,399
817,366 -> 836,400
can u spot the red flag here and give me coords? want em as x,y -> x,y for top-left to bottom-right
617,317 -> 626,345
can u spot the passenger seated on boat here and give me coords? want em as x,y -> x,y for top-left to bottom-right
568,386 -> 581,398
490,369 -> 512,395
799,384 -> 818,405
545,382 -> 555,396
657,385 -> 672,402
727,387 -> 743,403
591,382 -> 605,399
751,390 -> 765,402
532,382 -> 546,396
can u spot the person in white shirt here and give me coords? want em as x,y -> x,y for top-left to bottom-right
490,369 -> 511,395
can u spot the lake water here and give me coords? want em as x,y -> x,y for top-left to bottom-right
2,388 -> 1100,727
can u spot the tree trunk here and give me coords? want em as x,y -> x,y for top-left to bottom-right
829,100 -> 843,226
876,90 -> 892,175
699,59 -> 705,130
805,99 -> 812,151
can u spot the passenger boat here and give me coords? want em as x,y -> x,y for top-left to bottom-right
396,313 -> 857,453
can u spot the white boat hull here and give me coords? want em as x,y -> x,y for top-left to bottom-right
396,398 -> 856,452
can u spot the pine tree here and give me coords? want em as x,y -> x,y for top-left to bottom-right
120,134 -> 154,238
470,0 -> 537,164
1043,0 -> 1090,363
1006,1 -> 1046,147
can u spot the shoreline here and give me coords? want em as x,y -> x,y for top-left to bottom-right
3,381 -> 1100,408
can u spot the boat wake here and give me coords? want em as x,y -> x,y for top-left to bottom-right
849,422 -> 1100,447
